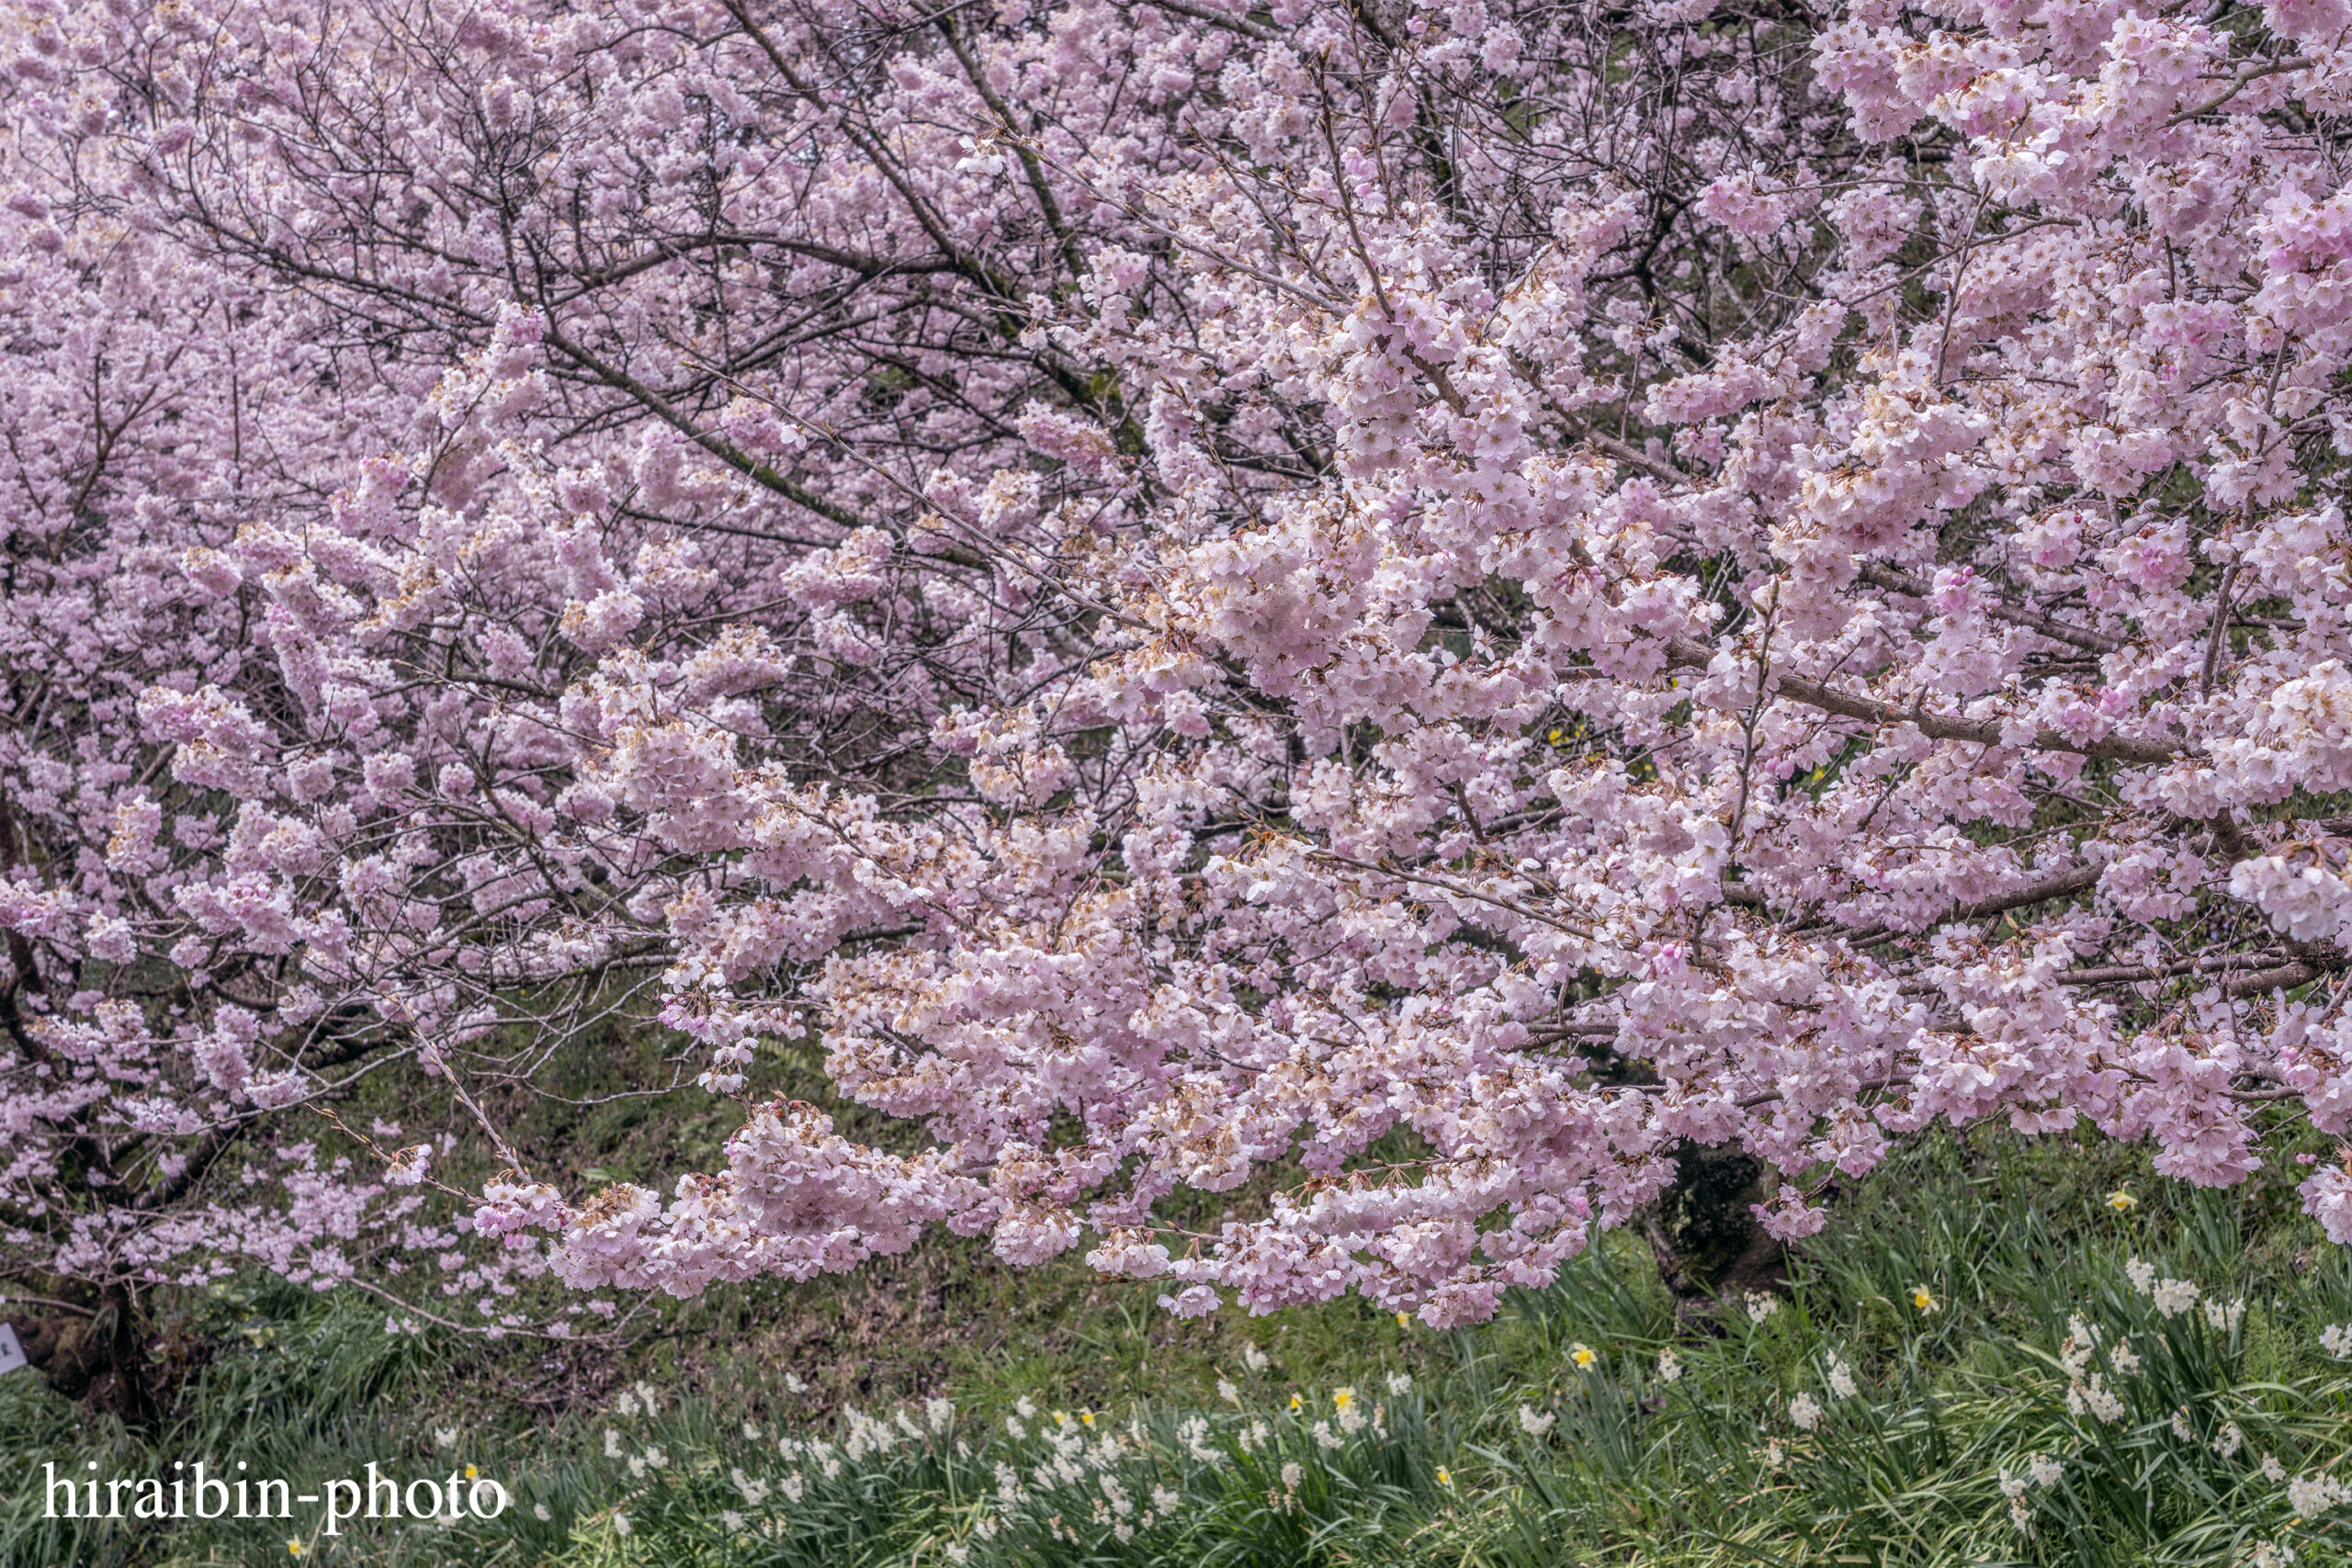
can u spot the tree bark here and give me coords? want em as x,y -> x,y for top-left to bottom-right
1639,1141 -> 1788,1324
20,1280 -> 158,1420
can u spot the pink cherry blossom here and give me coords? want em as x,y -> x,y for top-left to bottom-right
8,0 -> 2352,1379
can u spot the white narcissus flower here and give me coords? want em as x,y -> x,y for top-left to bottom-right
2288,1473 -> 2350,1517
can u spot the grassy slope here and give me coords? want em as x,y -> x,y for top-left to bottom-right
14,1100 -> 2352,1565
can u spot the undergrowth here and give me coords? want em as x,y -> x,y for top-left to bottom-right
9,1127 -> 2352,1566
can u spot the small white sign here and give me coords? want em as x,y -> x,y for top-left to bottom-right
0,1323 -> 26,1375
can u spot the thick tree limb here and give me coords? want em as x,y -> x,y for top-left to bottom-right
1855,562 -> 2123,655
1664,637 -> 2182,765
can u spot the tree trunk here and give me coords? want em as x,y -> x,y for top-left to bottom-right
21,1282 -> 157,1421
1639,1141 -> 1787,1324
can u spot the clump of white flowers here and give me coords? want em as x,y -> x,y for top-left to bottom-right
1997,1469 -> 2031,1533
2057,1316 -> 2129,1423
2119,1256 -> 2200,1319
2066,1375 -> 2126,1425
2287,1472 -> 2350,1518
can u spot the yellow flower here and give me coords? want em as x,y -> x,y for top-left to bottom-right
465,1464 -> 479,1480
1911,1287 -> 1937,1314
1570,1343 -> 1596,1369
1396,1311 -> 1411,1327
1333,1388 -> 1355,1413
1289,1393 -> 1303,1412
1547,728 -> 1565,743
1052,1410 -> 1069,1427
2107,1190 -> 2137,1212
287,1544 -> 305,1559
1436,1467 -> 1453,1486
1080,1410 -> 1096,1427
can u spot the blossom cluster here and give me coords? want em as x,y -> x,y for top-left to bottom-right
12,0 -> 2352,1338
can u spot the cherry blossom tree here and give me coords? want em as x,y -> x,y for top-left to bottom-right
9,0 -> 2352,1403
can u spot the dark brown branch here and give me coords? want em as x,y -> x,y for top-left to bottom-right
1855,562 -> 2123,655
1664,637 -> 2181,766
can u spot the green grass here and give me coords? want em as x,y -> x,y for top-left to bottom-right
15,1126 -> 2352,1566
